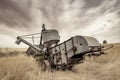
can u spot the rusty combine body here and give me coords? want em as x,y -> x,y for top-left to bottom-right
16,24 -> 112,71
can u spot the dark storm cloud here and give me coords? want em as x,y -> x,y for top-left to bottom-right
115,0 -> 120,7
0,0 -> 120,47
69,0 -> 76,4
115,1 -> 120,17
0,0 -> 32,27
83,0 -> 103,9
39,0 -> 63,25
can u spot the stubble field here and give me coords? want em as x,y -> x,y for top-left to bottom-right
0,43 -> 120,80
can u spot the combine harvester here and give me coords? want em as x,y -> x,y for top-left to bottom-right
16,24 -> 112,71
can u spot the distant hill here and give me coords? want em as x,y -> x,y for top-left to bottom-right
0,48 -> 27,57
0,48 -> 27,53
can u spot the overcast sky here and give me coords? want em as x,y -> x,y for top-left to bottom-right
0,0 -> 120,48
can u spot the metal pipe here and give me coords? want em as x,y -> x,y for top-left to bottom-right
16,36 -> 42,52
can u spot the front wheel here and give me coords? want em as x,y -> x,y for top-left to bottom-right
41,60 -> 51,71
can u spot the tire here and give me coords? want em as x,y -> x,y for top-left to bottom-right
41,60 -> 51,71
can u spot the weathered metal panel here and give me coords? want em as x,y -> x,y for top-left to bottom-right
60,43 -> 67,64
50,36 -> 100,66
55,46 -> 62,65
73,36 -> 89,54
51,48 -> 56,64
41,29 -> 60,45
66,39 -> 74,58
82,36 -> 100,46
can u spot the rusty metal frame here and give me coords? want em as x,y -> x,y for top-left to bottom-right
71,37 -> 75,55
59,46 -> 62,64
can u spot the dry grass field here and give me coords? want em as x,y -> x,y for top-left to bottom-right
0,43 -> 120,80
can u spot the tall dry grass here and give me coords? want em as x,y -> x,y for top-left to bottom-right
0,43 -> 120,80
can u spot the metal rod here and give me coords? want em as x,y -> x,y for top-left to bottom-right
17,36 -> 42,52
20,32 -> 41,37
32,36 -> 35,45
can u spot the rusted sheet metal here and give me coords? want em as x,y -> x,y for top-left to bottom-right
41,29 -> 60,47
81,36 -> 100,47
